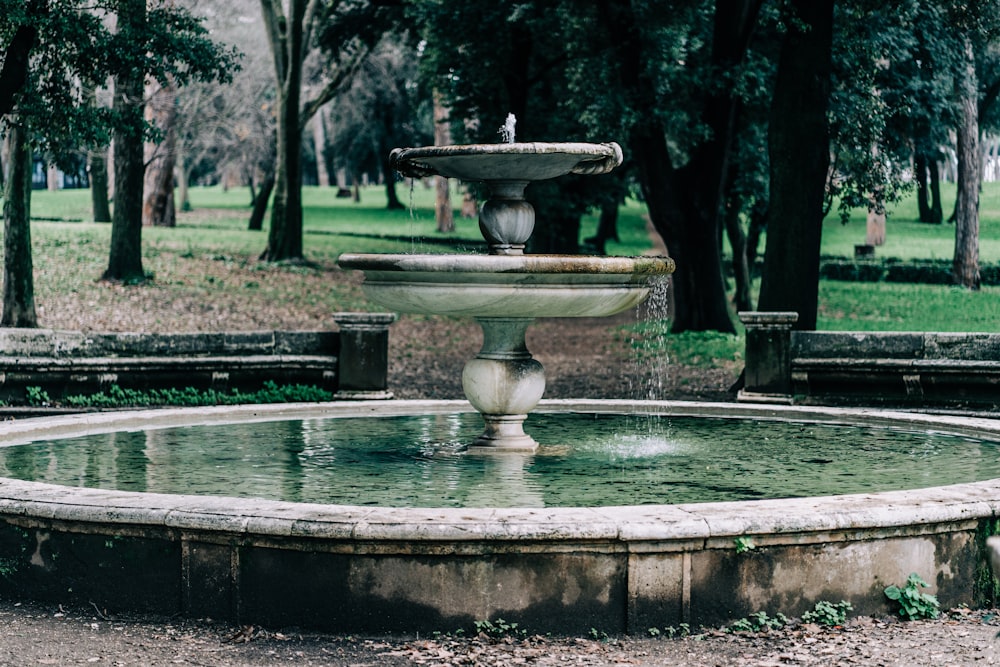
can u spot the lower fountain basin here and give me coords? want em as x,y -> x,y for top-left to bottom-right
337,253 -> 674,317
0,400 -> 997,634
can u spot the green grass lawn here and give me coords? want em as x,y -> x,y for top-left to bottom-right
23,179 -> 1000,351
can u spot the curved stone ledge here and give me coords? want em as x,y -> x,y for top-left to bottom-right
0,400 -> 996,634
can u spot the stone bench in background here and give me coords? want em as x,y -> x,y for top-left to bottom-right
0,312 -> 395,404
739,311 -> 1000,407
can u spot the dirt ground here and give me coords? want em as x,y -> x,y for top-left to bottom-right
1,598 -> 998,666
8,246 -> 999,664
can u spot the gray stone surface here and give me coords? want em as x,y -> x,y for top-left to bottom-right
0,400 -> 997,633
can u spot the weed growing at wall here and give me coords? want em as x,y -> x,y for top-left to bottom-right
884,573 -> 940,620
60,381 -> 335,408
801,600 -> 852,627
473,618 -> 526,639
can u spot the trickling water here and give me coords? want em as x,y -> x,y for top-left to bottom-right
498,113 -> 517,143
628,276 -> 672,401
1,412 -> 998,508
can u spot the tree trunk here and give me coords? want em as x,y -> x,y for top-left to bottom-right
746,199 -> 767,267
915,152 -> 932,222
176,148 -> 191,212
952,36 -> 980,290
435,177 -> 453,231
757,0 -> 834,330
585,199 -> 620,255
598,0 -> 762,334
89,147 -> 112,222
248,171 -> 275,231
380,135 -> 404,210
46,164 -> 59,191
915,150 -> 943,224
142,80 -> 177,227
2,123 -> 37,327
866,207 -> 886,246
260,0 -> 305,262
102,0 -> 147,283
724,192 -> 753,312
866,189 -> 886,246
312,104 -> 331,188
433,90 -> 454,232
928,157 -> 943,223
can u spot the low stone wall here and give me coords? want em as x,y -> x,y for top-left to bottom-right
0,312 -> 395,403
739,312 -> 1000,407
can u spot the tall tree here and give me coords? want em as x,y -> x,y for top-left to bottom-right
257,0 -> 381,262
952,34 -> 980,289
0,0 -> 41,326
585,0 -> 766,333
326,34 -> 426,213
756,0 -> 834,330
415,2 -> 637,256
104,0 -> 148,282
103,0 -> 238,282
3,123 -> 36,326
433,90 -> 454,232
142,78 -> 178,228
0,0 -> 115,324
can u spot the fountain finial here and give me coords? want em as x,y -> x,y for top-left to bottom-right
499,113 -> 517,143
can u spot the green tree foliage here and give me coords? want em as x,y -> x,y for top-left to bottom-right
1,0 -> 119,325
410,1 -> 627,255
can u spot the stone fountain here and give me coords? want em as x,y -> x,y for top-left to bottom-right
338,138 -> 674,451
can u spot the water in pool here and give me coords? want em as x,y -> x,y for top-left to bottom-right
0,412 -> 997,507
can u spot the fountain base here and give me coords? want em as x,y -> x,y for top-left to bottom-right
467,414 -> 538,452
462,318 -> 544,451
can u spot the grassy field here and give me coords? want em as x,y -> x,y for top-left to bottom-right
21,179 -> 1000,351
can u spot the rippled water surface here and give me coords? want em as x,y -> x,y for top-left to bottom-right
0,413 -> 997,507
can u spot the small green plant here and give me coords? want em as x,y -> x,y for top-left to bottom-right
61,381 -> 336,408
884,573 -> 940,620
647,623 -> 692,638
734,536 -> 756,554
0,557 -> 20,579
801,600 -> 853,627
588,627 -> 610,641
24,386 -> 51,407
727,611 -> 789,633
473,618 -> 526,638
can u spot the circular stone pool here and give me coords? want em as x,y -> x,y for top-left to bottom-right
0,399 -> 998,635
3,410 -> 1000,508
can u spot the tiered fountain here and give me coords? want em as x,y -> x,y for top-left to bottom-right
338,128 -> 673,451
0,128 -> 996,636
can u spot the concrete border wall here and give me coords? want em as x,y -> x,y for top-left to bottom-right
739,312 -> 1000,407
0,313 -> 395,402
0,400 -> 996,635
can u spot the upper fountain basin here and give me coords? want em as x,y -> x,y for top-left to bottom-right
390,142 -> 624,181
337,253 -> 674,318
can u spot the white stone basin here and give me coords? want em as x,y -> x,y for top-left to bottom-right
389,142 -> 623,181
337,253 -> 674,318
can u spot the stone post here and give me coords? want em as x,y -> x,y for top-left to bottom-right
332,312 -> 397,399
738,311 -> 798,403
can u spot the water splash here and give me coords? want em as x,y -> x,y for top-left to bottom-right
498,113 -> 517,143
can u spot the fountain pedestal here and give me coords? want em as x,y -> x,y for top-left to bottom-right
462,317 -> 544,451
339,140 -> 674,453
